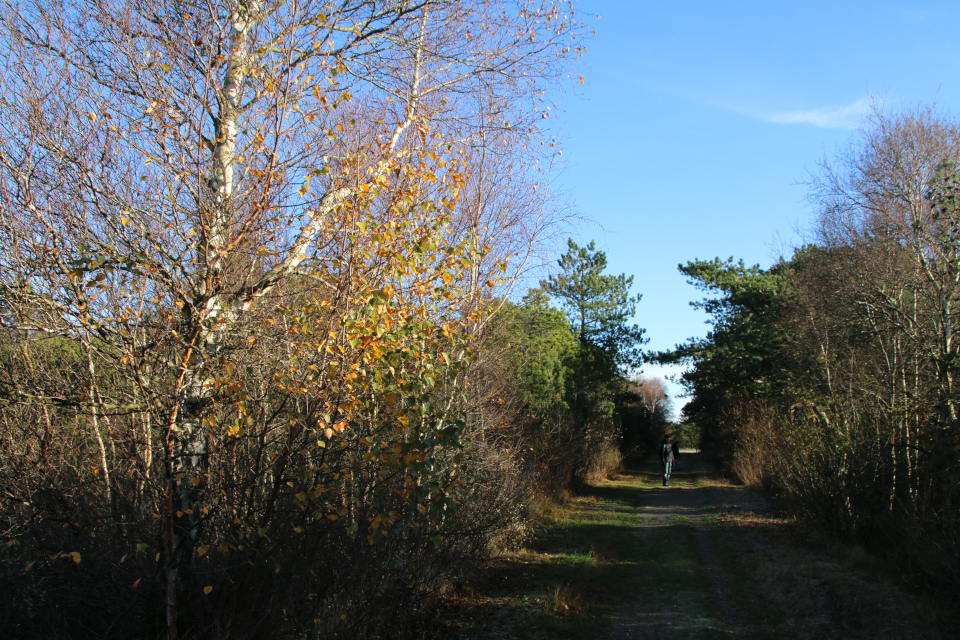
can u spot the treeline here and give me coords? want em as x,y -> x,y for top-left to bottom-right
0,3 -> 656,638
485,240 -> 650,494
658,106 -> 960,599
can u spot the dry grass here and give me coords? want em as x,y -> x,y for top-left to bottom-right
434,475 -> 647,640
543,584 -> 582,616
587,540 -> 618,565
585,442 -> 623,482
528,493 -> 574,526
710,485 -> 953,640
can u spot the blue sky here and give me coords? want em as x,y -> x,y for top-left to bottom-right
554,1 -> 960,413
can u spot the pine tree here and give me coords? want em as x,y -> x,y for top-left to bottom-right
543,239 -> 646,371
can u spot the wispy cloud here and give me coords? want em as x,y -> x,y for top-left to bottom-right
765,98 -> 871,129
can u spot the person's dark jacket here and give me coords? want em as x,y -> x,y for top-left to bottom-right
671,441 -> 680,459
660,440 -> 674,464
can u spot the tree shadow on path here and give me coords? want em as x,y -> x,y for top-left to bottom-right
441,453 -> 945,640
607,452 -> 946,640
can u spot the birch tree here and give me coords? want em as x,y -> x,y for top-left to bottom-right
0,1 -> 585,637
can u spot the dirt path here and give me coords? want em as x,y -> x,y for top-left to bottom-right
605,453 -> 762,639
443,452 -> 950,640
605,452 -> 943,640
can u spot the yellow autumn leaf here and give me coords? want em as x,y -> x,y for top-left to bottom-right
203,586 -> 213,595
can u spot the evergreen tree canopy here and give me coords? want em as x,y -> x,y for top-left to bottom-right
650,256 -> 789,450
497,288 -> 578,413
543,239 -> 647,371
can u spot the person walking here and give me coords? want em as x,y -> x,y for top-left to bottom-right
660,434 -> 675,487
